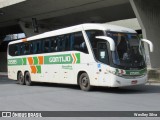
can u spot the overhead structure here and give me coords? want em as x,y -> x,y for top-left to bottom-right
0,0 -> 135,37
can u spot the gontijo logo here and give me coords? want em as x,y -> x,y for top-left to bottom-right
130,72 -> 140,75
45,53 -> 80,64
48,53 -> 79,64
49,56 -> 71,63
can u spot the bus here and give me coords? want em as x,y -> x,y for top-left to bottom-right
7,23 -> 153,91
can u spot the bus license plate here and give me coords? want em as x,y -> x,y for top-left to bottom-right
131,80 -> 137,85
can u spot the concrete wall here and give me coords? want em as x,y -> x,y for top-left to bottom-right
130,0 -> 160,69
0,52 -> 7,72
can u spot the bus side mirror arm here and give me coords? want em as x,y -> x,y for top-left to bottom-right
141,39 -> 153,52
95,36 -> 115,51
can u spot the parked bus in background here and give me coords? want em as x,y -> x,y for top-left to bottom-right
7,23 -> 153,91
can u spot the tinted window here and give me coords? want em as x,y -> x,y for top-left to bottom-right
24,42 -> 30,55
71,32 -> 88,53
86,30 -> 104,45
51,37 -> 58,52
9,44 -> 16,56
33,41 -> 42,54
58,35 -> 66,51
64,34 -> 71,51
8,31 -> 88,56
20,43 -> 25,55
86,30 -> 110,64
43,39 -> 51,53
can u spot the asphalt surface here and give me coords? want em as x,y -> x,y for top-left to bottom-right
0,76 -> 160,120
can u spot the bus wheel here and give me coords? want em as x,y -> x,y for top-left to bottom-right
24,72 -> 32,86
17,72 -> 25,85
79,73 -> 92,91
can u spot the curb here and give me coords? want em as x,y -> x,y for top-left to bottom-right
147,78 -> 160,85
0,75 -> 7,77
147,80 -> 160,83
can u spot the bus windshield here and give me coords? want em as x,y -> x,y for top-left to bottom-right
107,32 -> 146,69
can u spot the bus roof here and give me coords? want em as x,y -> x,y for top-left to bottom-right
9,23 -> 136,45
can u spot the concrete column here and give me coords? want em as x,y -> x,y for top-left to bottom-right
0,52 -> 7,72
19,21 -> 50,38
130,0 -> 160,69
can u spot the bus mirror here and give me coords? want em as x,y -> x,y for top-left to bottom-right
141,39 -> 153,52
95,36 -> 115,51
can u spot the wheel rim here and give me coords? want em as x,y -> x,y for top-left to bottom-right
81,76 -> 89,88
25,74 -> 30,83
19,73 -> 23,83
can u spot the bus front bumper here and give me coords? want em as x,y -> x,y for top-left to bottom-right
111,74 -> 148,87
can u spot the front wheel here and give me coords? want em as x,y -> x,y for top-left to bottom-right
24,72 -> 32,86
79,73 -> 92,91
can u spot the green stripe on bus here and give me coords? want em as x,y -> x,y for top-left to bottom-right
22,58 -> 27,65
75,53 -> 80,63
8,53 -> 81,66
125,68 -> 147,75
115,68 -> 147,76
36,66 -> 41,73
33,57 -> 38,65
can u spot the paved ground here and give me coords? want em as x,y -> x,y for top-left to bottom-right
0,76 -> 160,120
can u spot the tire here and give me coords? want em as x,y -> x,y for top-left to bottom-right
24,72 -> 32,86
79,73 -> 92,91
17,72 -> 25,85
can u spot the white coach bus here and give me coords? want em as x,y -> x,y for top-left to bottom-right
7,23 -> 153,91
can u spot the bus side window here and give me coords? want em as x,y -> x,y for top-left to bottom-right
29,42 -> 33,54
33,42 -> 37,54
20,43 -> 25,55
57,35 -> 66,52
33,41 -> 42,54
37,41 -> 42,53
70,34 -> 74,50
9,44 -> 16,56
72,32 -> 88,54
9,43 -> 25,56
54,36 -> 60,51
43,39 -> 51,53
86,30 -> 104,48
16,44 -> 21,56
51,37 -> 58,52
64,34 -> 71,51
24,42 -> 30,55
86,30 -> 105,59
